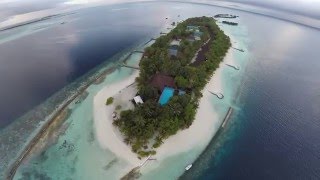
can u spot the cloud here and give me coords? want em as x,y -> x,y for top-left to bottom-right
214,0 -> 320,19
64,0 -> 133,5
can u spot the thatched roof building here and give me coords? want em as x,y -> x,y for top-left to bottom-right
150,74 -> 176,91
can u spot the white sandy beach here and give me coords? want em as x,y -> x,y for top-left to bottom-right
142,48 -> 236,173
93,70 -> 144,171
92,45 -> 235,178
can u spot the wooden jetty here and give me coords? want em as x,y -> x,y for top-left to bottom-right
208,90 -> 224,99
232,47 -> 244,52
7,35 -> 158,180
144,38 -> 157,46
6,59 -> 122,180
225,64 -> 240,70
123,50 -> 144,63
139,155 -> 152,168
132,50 -> 144,53
120,63 -> 140,70
222,107 -> 233,128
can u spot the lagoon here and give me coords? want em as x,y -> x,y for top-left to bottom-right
1,1 -> 320,180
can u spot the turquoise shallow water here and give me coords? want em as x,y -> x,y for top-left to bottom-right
19,1 -> 320,179
1,0 -> 320,179
178,16 -> 251,180
14,22 -> 249,180
7,2 -> 320,179
140,16 -> 250,180
11,2 -> 252,179
14,56 -> 142,180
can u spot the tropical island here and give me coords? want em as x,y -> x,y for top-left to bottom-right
109,16 -> 231,158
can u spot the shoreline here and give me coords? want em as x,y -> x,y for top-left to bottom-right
93,70 -> 144,177
5,41 -> 151,179
6,18 -> 172,178
7,16 -> 241,179
93,70 -> 142,165
2,36 -> 150,179
5,64 -> 119,180
177,22 -> 247,179
92,41 -> 236,179
142,47 -> 237,176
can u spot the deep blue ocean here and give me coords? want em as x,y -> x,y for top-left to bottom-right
182,9 -> 320,179
0,3 -> 162,128
1,1 -> 320,179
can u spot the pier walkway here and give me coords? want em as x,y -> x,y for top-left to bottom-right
225,64 -> 240,70
232,47 -> 244,52
120,63 -> 140,70
144,38 -> 156,45
222,107 -> 233,128
208,90 -> 224,99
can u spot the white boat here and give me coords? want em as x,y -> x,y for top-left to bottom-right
185,164 -> 192,171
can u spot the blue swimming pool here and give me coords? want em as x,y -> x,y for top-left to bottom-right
159,87 -> 175,105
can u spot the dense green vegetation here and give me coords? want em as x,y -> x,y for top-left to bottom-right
113,17 -> 231,157
106,97 -> 114,105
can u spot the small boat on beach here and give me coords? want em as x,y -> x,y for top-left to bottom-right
185,164 -> 192,171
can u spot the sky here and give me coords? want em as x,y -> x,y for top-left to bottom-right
0,0 -> 66,19
0,0 -> 319,26
218,0 -> 320,19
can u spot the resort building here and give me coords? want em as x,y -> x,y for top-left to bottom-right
168,45 -> 179,56
170,39 -> 181,46
150,74 -> 177,105
178,89 -> 186,95
133,95 -> 144,104
149,74 -> 187,105
186,25 -> 200,31
186,25 -> 202,41
150,73 -> 176,91
194,31 -> 202,41
168,39 -> 181,57
158,88 -> 186,106
187,35 -> 195,42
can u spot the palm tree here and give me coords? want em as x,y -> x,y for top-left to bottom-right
134,116 -> 145,127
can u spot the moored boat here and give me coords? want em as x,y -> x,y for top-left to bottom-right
185,164 -> 192,171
